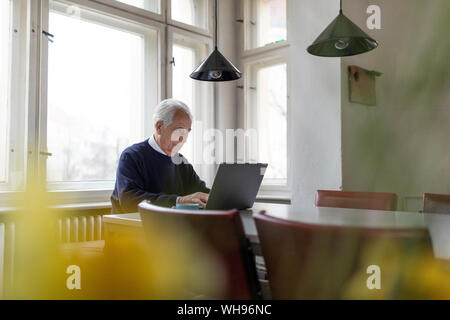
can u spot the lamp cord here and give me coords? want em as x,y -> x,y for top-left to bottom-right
214,0 -> 218,49
340,0 -> 343,13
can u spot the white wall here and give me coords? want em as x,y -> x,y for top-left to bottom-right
341,0 -> 450,211
288,0 -> 343,210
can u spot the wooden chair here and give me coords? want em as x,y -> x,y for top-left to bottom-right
315,190 -> 397,211
253,211 -> 429,299
138,201 -> 261,300
423,193 -> 450,214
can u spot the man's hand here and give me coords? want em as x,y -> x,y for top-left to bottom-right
177,192 -> 209,208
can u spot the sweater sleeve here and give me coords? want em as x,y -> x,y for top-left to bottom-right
115,152 -> 178,210
183,162 -> 211,195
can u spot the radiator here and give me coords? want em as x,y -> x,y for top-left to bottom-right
57,215 -> 104,243
0,222 -> 15,299
0,215 -> 103,298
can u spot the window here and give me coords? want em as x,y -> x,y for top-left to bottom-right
0,0 -> 12,184
247,59 -> 287,186
46,2 -> 159,190
170,0 -> 210,32
245,0 -> 287,50
0,0 -> 215,203
239,0 -> 289,193
115,0 -> 160,13
0,0 -> 26,192
168,29 -> 214,184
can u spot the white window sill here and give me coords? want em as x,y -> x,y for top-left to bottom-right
51,201 -> 112,211
48,189 -> 113,205
1,188 -> 292,212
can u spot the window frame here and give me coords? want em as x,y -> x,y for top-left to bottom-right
0,0 -> 216,205
39,0 -> 165,201
0,0 -> 29,194
94,0 -> 165,21
167,26 -> 215,186
167,0 -> 214,37
240,0 -> 289,57
238,0 -> 291,197
243,52 -> 290,195
0,0 -> 12,186
0,0 -> 42,205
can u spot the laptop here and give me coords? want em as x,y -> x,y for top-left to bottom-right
204,163 -> 268,210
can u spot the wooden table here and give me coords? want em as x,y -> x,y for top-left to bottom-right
103,203 -> 450,260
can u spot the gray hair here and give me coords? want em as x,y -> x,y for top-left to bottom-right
152,99 -> 193,127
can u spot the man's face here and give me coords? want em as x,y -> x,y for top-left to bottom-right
155,109 -> 192,157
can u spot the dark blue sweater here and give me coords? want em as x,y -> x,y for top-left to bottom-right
111,140 -> 209,213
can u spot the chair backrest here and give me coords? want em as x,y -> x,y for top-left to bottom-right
423,193 -> 450,214
138,201 -> 260,300
253,211 -> 429,299
315,190 -> 397,211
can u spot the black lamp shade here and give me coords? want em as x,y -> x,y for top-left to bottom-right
307,11 -> 378,57
190,48 -> 242,82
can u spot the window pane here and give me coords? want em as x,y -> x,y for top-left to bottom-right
172,44 -> 196,162
171,0 -> 209,30
0,0 -> 11,183
116,0 -> 160,14
47,9 -> 147,184
255,63 -> 287,184
249,0 -> 286,49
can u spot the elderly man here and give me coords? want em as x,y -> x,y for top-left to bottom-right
111,99 -> 210,213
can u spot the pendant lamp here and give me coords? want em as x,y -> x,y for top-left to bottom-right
307,0 -> 378,57
190,0 -> 242,81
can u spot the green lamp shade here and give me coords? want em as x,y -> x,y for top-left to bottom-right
307,11 -> 378,57
190,48 -> 242,82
